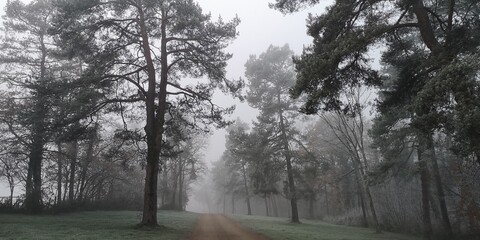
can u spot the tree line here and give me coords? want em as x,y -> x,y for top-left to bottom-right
0,0 -> 240,227
210,0 -> 480,239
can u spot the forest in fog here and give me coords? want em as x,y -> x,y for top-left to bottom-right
0,0 -> 479,240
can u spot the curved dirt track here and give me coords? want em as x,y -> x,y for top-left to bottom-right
188,214 -> 269,240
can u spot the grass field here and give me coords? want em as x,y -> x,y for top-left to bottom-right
0,210 -> 422,240
0,211 -> 198,240
232,214 -> 421,240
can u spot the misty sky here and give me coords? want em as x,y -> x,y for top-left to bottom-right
0,0 -> 332,196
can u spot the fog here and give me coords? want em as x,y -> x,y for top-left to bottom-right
186,0 -> 331,213
198,0 -> 331,164
0,0 -> 332,205
1,1 -> 478,239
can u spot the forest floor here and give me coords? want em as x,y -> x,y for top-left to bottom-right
187,214 -> 268,240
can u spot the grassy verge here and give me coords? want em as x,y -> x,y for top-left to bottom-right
0,210 -> 198,240
231,214 -> 421,240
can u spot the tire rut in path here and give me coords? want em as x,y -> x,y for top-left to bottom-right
188,214 -> 269,240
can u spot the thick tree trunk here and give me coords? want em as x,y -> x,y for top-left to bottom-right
25,27 -> 49,214
32,145 -> 43,213
140,41 -> 161,226
138,3 -> 163,226
25,85 -> 47,213
23,24 -> 49,214
25,139 -> 44,213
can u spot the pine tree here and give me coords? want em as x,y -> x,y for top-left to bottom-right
53,0 -> 240,226
245,44 -> 301,223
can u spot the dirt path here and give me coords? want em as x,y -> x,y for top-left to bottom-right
188,214 -> 269,240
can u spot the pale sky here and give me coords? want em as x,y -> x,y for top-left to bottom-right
0,0 -> 332,196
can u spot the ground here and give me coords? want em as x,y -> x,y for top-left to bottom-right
0,211 -> 197,240
189,214 -> 268,240
0,211 -> 420,240
232,214 -> 421,240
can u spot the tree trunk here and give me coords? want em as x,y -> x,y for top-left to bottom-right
355,172 -> 369,228
79,131 -> 95,203
278,109 -> 300,223
285,155 -> 300,223
161,168 -> 168,207
309,197 -> 315,219
68,140 -> 78,204
418,135 -> 433,240
351,154 -> 368,227
325,184 -> 329,216
56,142 -> 63,205
9,183 -> 14,207
364,185 -> 381,233
241,163 -> 252,215
358,156 -> 381,232
25,139 -> 44,213
231,194 -> 235,214
427,135 -> 453,238
32,145 -> 43,213
138,3 -> 163,226
24,26 -> 49,214
25,159 -> 33,207
25,77 -> 47,213
170,162 -> 179,208
264,194 -> 269,216
178,160 -> 184,210
223,191 -> 226,214
272,195 -> 279,217
357,148 -> 380,232
63,168 -> 68,202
